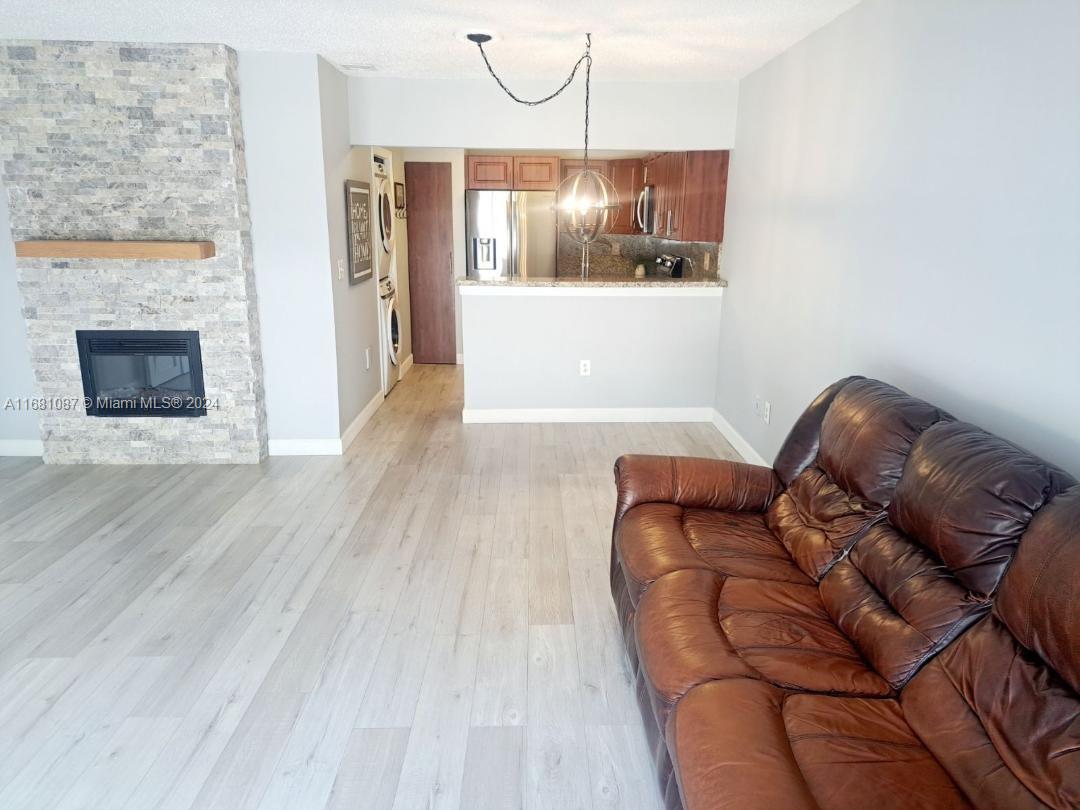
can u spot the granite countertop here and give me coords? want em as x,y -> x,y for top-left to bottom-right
458,275 -> 727,288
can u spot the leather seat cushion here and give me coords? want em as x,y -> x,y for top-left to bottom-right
669,679 -> 970,810
635,570 -> 891,730
903,617 -> 1080,809
615,503 -> 812,607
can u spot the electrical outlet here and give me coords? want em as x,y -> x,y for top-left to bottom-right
337,258 -> 345,280
753,396 -> 771,424
579,359 -> 591,377
610,241 -> 621,256
704,251 -> 710,271
365,348 -> 371,370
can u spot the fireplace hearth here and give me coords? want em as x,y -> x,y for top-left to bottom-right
76,330 -> 208,417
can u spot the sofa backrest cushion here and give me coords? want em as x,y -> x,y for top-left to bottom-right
817,379 -> 951,509
773,376 -> 862,486
821,423 -> 1075,691
994,486 -> 1080,693
900,488 -> 1080,809
889,421 -> 1076,596
767,379 -> 950,580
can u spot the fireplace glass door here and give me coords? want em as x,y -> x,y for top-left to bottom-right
76,330 -> 207,417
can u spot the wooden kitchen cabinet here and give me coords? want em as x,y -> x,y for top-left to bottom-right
680,150 -> 729,243
608,158 -> 643,234
513,155 -> 560,190
466,155 -> 513,189
645,150 -> 728,243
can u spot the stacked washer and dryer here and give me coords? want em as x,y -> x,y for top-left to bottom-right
373,154 -> 401,396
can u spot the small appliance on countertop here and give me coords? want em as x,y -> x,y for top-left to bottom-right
655,253 -> 689,278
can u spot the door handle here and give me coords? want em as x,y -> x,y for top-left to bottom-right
449,249 -> 454,278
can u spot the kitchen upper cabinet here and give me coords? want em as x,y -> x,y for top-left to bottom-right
559,158 -> 610,183
645,150 -> 728,243
466,155 -> 514,189
608,158 -> 643,235
468,155 -> 561,190
513,156 -> 560,190
680,150 -> 729,243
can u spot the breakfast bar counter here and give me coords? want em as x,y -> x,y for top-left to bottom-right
457,276 -> 725,422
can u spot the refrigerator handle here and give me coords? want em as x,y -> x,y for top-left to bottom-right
509,193 -> 517,279
635,189 -> 645,232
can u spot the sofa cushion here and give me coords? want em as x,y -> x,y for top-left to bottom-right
668,679 -> 969,810
635,571 -> 890,730
902,617 -> 1079,810
820,422 -> 1078,690
767,379 -> 951,580
615,504 -> 811,607
901,488 -> 1080,809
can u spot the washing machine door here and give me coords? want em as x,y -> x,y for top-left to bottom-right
377,178 -> 394,254
385,296 -> 400,366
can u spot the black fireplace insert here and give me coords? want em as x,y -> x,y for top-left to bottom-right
76,330 -> 207,417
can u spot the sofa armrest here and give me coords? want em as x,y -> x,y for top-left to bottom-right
613,454 -> 783,523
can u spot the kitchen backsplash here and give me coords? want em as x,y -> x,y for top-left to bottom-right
556,233 -> 722,279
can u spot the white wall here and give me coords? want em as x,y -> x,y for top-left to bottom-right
318,58 -> 383,433
238,52 -> 342,447
716,0 -> 1080,474
462,289 -> 722,417
399,147 -> 467,359
0,184 -> 41,452
350,78 -> 738,151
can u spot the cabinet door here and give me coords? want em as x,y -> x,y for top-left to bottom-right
559,159 -> 611,182
644,155 -> 663,236
680,150 -> 730,243
667,152 -> 688,239
608,158 -> 642,234
466,155 -> 513,190
513,156 -> 560,190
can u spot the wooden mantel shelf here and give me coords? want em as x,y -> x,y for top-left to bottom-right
14,240 -> 216,260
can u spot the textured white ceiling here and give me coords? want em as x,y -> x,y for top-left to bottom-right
0,0 -> 862,81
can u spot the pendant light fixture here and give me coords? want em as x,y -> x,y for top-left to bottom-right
467,32 -> 619,278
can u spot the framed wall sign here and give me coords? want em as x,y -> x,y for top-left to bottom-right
345,180 -> 373,285
394,181 -> 406,211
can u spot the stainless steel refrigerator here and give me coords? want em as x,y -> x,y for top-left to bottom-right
465,190 -> 557,280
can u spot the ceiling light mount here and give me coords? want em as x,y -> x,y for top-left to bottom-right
465,33 -> 492,45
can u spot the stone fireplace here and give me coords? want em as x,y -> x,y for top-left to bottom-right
0,41 -> 267,463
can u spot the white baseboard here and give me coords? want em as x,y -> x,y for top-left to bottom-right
269,390 -> 384,456
340,389 -> 385,452
0,439 -> 44,457
399,354 -> 414,378
456,353 -> 464,365
711,409 -> 770,466
462,406 -> 715,424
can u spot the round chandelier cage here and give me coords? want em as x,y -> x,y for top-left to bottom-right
468,32 -> 619,276
557,168 -> 619,245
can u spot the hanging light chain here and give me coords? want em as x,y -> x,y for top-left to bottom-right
472,33 -> 594,170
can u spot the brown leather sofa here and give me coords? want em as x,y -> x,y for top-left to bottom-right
610,377 -> 1079,809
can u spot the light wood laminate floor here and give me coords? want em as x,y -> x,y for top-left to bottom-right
0,364 -> 740,810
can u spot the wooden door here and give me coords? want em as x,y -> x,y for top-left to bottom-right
466,155 -> 513,189
680,150 -> 730,243
608,158 -> 642,234
405,162 -> 457,364
513,156 -> 560,190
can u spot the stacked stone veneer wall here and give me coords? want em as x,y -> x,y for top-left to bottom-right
0,41 -> 267,463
